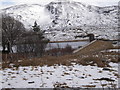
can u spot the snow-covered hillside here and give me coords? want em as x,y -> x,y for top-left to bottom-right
1,1 -> 118,41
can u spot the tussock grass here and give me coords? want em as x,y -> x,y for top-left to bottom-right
2,54 -> 109,68
78,56 -> 106,67
2,48 -> 119,68
2,50 -> 119,69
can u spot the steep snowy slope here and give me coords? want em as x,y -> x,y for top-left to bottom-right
1,1 -> 118,40
45,2 -> 118,28
2,4 -> 52,29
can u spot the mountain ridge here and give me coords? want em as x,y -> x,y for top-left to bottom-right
1,1 -> 118,41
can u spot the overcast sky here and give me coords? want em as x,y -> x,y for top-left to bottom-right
0,0 -> 120,9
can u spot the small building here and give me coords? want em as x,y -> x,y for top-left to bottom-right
87,34 -> 95,42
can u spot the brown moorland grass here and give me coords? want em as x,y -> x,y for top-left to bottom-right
78,56 -> 106,67
74,40 -> 114,55
2,45 -> 119,69
2,53 -> 110,69
2,47 -> 119,69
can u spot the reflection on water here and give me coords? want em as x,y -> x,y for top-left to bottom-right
46,41 -> 89,50
0,41 -> 89,52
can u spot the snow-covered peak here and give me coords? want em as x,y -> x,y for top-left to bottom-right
2,1 -> 118,29
1,1 -> 118,40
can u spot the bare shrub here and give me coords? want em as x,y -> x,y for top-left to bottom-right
2,14 -> 25,53
45,44 -> 74,56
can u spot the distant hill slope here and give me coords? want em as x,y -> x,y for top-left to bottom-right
1,1 -> 118,41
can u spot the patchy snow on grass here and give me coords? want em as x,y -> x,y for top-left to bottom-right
1,62 -> 118,88
107,49 -> 119,52
101,49 -> 120,53
104,49 -> 119,52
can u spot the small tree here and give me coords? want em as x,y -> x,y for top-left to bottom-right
17,21 -> 49,57
32,21 -> 40,32
32,21 -> 49,56
32,21 -> 45,40
65,44 -> 72,52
